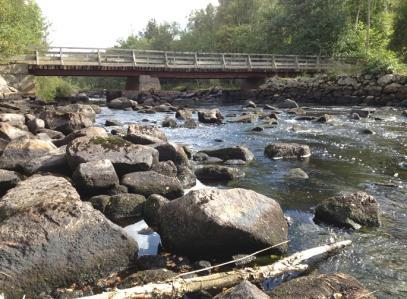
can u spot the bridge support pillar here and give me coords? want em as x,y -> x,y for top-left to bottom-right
239,78 -> 266,90
125,75 -> 161,92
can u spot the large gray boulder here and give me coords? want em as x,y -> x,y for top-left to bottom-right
265,143 -> 311,160
214,281 -> 269,299
269,273 -> 377,299
66,136 -> 158,174
0,185 -> 137,298
0,136 -> 58,171
54,126 -> 108,146
39,104 -> 96,134
200,146 -> 254,162
154,142 -> 190,167
122,170 -> 183,200
314,192 -> 380,229
158,188 -> 288,256
126,124 -> 167,145
107,97 -> 133,109
73,159 -> 120,194
198,109 -> 224,124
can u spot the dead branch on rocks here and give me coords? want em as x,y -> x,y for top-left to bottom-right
79,240 -> 352,299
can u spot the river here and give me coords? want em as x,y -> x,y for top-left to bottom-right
96,104 -> 407,298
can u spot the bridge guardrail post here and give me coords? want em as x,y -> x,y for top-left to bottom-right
295,55 -> 299,70
247,55 -> 252,70
35,50 -> 39,65
164,52 -> 169,68
272,55 -> 277,70
316,55 -> 320,71
221,54 -> 226,69
97,50 -> 102,66
132,50 -> 136,67
60,48 -> 64,65
194,53 -> 198,68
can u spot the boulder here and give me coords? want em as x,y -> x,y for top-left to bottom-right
277,99 -> 299,109
195,165 -> 245,182
0,136 -> 58,171
383,82 -> 403,94
269,273 -> 377,299
122,170 -> 183,200
143,194 -> 169,228
0,169 -> 21,196
162,117 -> 177,128
0,113 -> 26,127
39,104 -> 96,134
152,160 -> 178,177
350,108 -> 375,118
314,114 -> 335,123
54,126 -> 108,146
107,97 -> 133,109
158,188 -> 288,256
177,166 -> 197,189
228,113 -> 257,123
265,143 -> 311,160
27,117 -> 45,133
89,193 -> 146,226
126,124 -> 167,145
214,281 -> 269,299
285,168 -> 309,179
0,188 -> 137,298
73,159 -> 120,194
337,76 -> 359,88
105,119 -> 123,126
377,74 -> 394,86
200,146 -> 254,162
154,142 -> 190,167
184,118 -> 198,129
244,100 -> 257,108
66,136 -> 158,174
198,109 -> 224,124
175,108 -> 193,120
20,146 -> 68,175
38,128 -> 65,141
252,126 -> 264,132
314,192 -> 380,229
0,122 -> 30,141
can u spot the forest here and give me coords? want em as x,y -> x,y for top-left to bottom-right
1,0 -> 406,96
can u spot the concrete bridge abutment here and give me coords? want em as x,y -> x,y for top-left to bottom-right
125,75 -> 161,92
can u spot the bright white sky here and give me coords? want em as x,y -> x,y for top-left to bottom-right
36,0 -> 219,48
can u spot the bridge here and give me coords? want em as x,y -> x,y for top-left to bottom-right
11,47 -> 335,91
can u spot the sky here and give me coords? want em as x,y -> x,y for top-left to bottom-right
35,0 -> 219,48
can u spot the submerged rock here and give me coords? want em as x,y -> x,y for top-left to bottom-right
200,146 -> 254,162
198,109 -> 224,124
265,143 -> 311,159
215,280 -> 269,299
285,168 -> 309,179
66,136 -> 158,174
105,119 -> 123,126
269,273 -> 377,299
195,165 -> 245,182
158,188 -> 288,256
184,118 -> 198,129
314,191 -> 381,229
122,170 -> 183,200
314,114 -> 335,123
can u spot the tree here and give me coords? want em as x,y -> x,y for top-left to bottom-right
0,0 -> 46,58
390,0 -> 407,62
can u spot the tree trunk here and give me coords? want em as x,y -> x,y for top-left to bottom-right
80,240 -> 352,299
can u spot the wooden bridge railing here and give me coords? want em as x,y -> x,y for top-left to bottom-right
12,47 -> 334,72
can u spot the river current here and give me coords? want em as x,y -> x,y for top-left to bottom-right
96,104 -> 407,298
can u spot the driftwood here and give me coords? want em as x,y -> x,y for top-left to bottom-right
80,240 -> 352,299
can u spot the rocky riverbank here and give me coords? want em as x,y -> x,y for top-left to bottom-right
0,74 -> 405,297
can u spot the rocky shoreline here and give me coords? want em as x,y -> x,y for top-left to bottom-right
0,72 -> 405,297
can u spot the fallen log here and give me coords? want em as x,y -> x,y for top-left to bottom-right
79,240 -> 352,299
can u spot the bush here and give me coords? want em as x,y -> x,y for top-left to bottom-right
35,77 -> 77,101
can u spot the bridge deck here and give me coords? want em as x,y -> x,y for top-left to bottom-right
13,47 -> 334,78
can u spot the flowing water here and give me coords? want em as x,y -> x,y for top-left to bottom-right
96,104 -> 407,298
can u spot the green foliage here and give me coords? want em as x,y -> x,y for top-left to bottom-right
35,77 -> 77,101
0,0 -> 46,58
390,0 -> 407,62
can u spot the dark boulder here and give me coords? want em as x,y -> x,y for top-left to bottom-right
269,273 -> 377,299
143,194 -> 170,228
314,114 -> 335,123
66,136 -> 158,174
350,108 -> 375,118
177,165 -> 197,189
0,169 -> 21,196
195,165 -> 245,183
105,119 -> 123,126
277,99 -> 299,109
162,117 -> 177,128
122,170 -> 183,200
154,142 -> 190,167
200,146 -> 254,162
265,143 -> 311,160
184,118 -> 198,129
152,160 -> 178,177
107,97 -> 133,110
158,188 -> 288,256
314,192 -> 380,229
73,159 -> 120,194
89,193 -> 146,226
